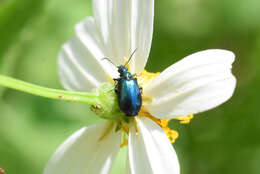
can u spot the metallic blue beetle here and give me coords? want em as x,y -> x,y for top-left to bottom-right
103,49 -> 142,117
114,65 -> 142,116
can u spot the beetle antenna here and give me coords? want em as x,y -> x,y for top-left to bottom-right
102,57 -> 117,67
124,48 -> 138,66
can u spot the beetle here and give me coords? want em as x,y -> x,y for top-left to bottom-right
114,65 -> 142,116
103,49 -> 142,117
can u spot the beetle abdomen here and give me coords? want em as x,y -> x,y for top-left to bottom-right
116,78 -> 142,116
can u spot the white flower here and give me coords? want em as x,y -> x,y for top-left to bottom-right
44,0 -> 236,174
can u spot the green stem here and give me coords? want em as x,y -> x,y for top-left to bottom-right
0,74 -> 101,105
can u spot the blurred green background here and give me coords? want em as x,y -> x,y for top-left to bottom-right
0,0 -> 259,173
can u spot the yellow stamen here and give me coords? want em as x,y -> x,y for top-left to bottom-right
137,70 -> 180,143
147,114 -> 179,143
163,127 -> 179,143
120,136 -> 128,148
118,121 -> 130,148
138,70 -> 160,87
115,69 -> 194,145
120,121 -> 130,134
139,106 -> 179,144
175,114 -> 194,124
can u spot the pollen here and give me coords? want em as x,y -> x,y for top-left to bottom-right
175,114 -> 194,124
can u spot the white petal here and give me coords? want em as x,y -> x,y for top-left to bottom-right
128,117 -> 180,174
93,0 -> 131,66
93,0 -> 154,73
59,17 -> 117,92
129,0 -> 154,73
44,122 -> 121,174
126,155 -> 131,174
144,49 -> 236,118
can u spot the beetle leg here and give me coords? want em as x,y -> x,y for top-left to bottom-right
139,87 -> 143,94
114,80 -> 119,87
113,78 -> 120,81
114,82 -> 119,93
130,73 -> 136,78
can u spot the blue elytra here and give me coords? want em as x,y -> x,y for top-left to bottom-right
114,66 -> 142,117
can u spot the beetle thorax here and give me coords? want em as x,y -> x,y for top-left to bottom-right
120,72 -> 131,79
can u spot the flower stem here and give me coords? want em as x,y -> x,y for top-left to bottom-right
0,75 -> 101,105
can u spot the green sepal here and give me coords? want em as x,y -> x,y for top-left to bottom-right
91,82 -> 126,121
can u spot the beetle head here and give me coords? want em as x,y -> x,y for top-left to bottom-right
118,66 -> 128,74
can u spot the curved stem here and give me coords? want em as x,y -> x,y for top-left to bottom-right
0,75 -> 101,105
